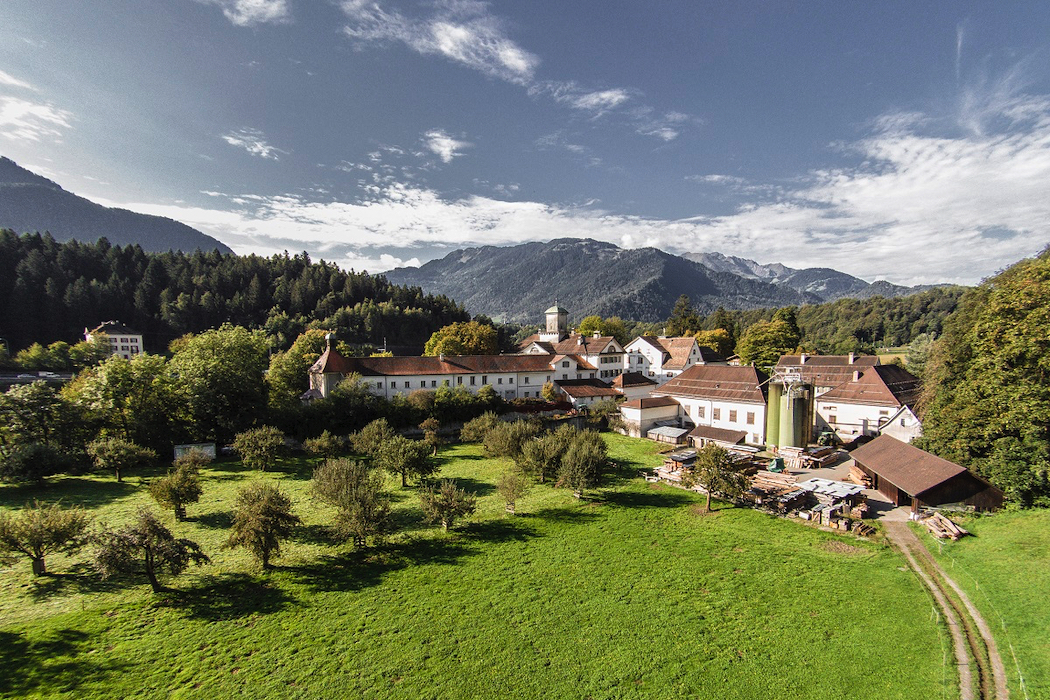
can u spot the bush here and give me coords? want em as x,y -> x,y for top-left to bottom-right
0,501 -> 92,575
460,412 -> 501,443
311,459 -> 391,546
227,482 -> 301,569
149,462 -> 204,521
303,430 -> 345,461
87,437 -> 157,482
0,443 -> 70,484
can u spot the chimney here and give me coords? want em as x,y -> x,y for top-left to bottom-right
593,332 -> 601,338
853,370 -> 860,382
848,352 -> 855,364
439,353 -> 444,362
324,332 -> 334,349
577,337 -> 583,346
800,353 -> 808,365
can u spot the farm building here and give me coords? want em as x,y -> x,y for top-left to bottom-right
851,435 -> 1004,512
619,396 -> 682,438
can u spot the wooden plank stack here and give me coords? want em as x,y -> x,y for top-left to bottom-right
921,512 -> 970,540
750,470 -> 797,492
847,464 -> 872,488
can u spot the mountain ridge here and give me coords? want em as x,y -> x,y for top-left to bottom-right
0,157 -> 232,254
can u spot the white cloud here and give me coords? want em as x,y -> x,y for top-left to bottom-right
341,0 -> 538,84
0,96 -> 73,143
221,127 -> 286,160
198,0 -> 290,26
688,174 -> 748,186
0,70 -> 34,91
424,129 -> 471,163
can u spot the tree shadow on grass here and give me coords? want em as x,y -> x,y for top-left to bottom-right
448,477 -> 496,497
26,562 -> 135,600
288,536 -> 477,594
0,477 -> 137,510
293,523 -> 339,546
460,518 -> 539,544
191,510 -> 234,529
525,506 -> 605,526
156,573 -> 298,621
0,628 -> 125,696
599,488 -> 695,509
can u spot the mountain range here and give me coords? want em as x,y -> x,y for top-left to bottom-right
386,239 -> 939,323
0,157 -> 231,254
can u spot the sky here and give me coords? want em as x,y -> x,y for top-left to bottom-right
1,1 -> 1049,285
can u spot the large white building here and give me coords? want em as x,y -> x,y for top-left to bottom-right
307,339 -> 601,402
623,336 -> 725,385
84,321 -> 144,360
813,364 -> 923,441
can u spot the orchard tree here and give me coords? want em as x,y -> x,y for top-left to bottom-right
0,443 -> 70,484
169,325 -> 269,443
496,469 -> 531,514
419,479 -> 477,531
557,430 -> 609,498
483,420 -> 541,459
232,426 -> 285,471
303,430 -> 345,463
682,444 -> 750,512
87,437 -> 157,482
376,435 -> 436,487
0,501 -> 92,576
227,482 -> 301,569
351,418 -> 396,456
94,508 -> 210,592
516,424 -> 578,484
149,460 -> 204,521
420,417 -> 442,455
311,459 -> 391,546
424,321 -> 499,357
460,412 -> 500,443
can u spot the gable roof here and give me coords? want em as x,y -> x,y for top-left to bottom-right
621,396 -> 679,409
87,320 -> 141,336
658,337 -> 699,370
551,334 -> 620,356
655,364 -> 768,405
776,354 -> 880,386
612,371 -> 658,388
851,435 -> 971,496
817,364 -> 922,408
550,354 -> 597,371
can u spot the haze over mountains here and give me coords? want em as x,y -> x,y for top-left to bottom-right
0,158 -> 231,254
386,239 -> 942,323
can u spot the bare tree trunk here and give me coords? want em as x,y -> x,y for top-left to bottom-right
145,551 -> 163,592
116,467 -> 122,483
705,491 -> 712,513
175,505 -> 186,521
31,556 -> 46,576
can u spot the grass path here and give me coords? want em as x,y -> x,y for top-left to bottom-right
0,435 -> 954,699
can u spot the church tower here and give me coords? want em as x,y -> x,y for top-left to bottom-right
539,303 -> 569,342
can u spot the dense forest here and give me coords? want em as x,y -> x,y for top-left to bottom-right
0,230 -> 469,356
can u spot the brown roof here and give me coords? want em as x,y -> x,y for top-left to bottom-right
87,320 -> 141,336
311,346 -> 557,377
554,379 -> 619,398
776,354 -> 880,386
659,337 -> 698,370
851,435 -> 969,496
688,425 -> 748,444
518,337 -> 556,353
612,372 -> 657,388
655,365 -> 768,405
551,335 -> 619,356
621,396 -> 680,409
550,354 -> 598,371
817,365 -> 922,408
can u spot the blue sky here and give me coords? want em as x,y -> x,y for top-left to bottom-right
1,1 -> 1048,284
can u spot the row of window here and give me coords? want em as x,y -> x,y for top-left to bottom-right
699,406 -> 756,425
378,374 -> 557,391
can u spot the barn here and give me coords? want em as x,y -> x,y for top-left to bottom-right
851,435 -> 1004,512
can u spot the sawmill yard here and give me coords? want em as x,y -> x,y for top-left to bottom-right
1,433 -> 1026,699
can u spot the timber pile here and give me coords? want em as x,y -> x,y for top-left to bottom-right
847,464 -> 872,488
751,470 -> 796,492
922,512 -> 970,541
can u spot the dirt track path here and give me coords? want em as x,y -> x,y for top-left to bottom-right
884,521 -> 1009,700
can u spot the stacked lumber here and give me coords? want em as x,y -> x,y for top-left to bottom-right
847,464 -> 872,487
750,470 -> 797,492
922,512 -> 970,540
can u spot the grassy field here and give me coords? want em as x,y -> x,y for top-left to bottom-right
920,509 -> 1050,699
0,434 -> 954,699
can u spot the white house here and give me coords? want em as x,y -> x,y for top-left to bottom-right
553,379 -> 621,408
877,404 -> 923,444
623,336 -> 725,385
84,321 -> 144,360
307,340 -> 600,401
774,353 -> 880,397
813,364 -> 922,441
650,364 -> 769,446
619,396 -> 682,438
610,371 -> 658,401
522,333 -> 626,380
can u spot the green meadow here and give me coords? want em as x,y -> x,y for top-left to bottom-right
1,434 -> 953,699
922,508 -> 1050,699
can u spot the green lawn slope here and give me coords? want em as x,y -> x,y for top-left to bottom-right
922,509 -> 1050,698
1,435 -> 952,699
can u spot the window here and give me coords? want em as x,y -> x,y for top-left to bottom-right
470,376 -> 476,385
377,382 -> 383,389
729,410 -> 737,423
698,406 -> 705,419
431,380 -> 437,387
829,414 -> 837,424
120,337 -> 128,343
482,375 -> 488,385
562,374 -> 568,380
121,345 -> 128,351
712,408 -> 721,420
391,381 -> 397,388
508,378 -> 513,384
562,361 -> 570,368
457,377 -> 462,385
879,410 -> 890,416
746,412 -> 755,425
900,418 -> 907,427
498,378 -> 503,384
524,377 -> 530,384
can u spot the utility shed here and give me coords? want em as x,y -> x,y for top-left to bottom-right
851,435 -> 1004,512
647,426 -> 690,445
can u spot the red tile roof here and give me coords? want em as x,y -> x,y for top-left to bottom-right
612,372 -> 657,388
655,365 -> 768,404
551,335 -> 620,356
816,365 -> 922,408
621,396 -> 679,409
311,346 -> 557,377
776,354 -> 880,386
659,337 -> 698,370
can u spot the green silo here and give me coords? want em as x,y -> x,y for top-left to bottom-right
766,382 -> 782,449
778,391 -> 809,449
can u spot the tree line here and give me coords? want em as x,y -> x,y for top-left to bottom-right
0,230 -> 469,362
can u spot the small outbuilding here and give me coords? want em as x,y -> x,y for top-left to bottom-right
647,425 -> 691,445
851,435 -> 1004,512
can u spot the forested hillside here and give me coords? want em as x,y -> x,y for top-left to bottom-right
0,231 -> 468,354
